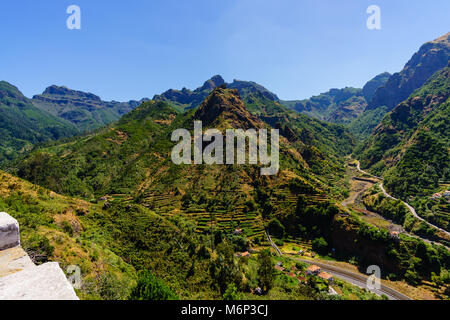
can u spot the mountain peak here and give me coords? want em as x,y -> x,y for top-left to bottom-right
196,75 -> 225,92
40,85 -> 101,102
429,32 -> 450,45
368,32 -> 450,111
194,87 -> 263,129
0,81 -> 27,101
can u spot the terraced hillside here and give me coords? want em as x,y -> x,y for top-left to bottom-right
16,87 -> 350,237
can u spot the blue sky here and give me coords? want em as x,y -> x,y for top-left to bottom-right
0,0 -> 449,101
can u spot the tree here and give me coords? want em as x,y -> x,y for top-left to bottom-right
209,241 -> 242,294
257,249 -> 275,293
229,235 -> 249,252
129,271 -> 178,300
312,237 -> 328,255
404,269 -> 420,286
268,218 -> 285,238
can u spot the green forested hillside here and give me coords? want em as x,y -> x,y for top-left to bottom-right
13,87 -> 449,291
16,87 -> 354,199
0,81 -> 79,164
357,66 -> 449,196
355,66 -> 449,232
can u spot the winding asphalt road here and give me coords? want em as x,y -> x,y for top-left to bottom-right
378,183 -> 450,238
356,160 -> 450,238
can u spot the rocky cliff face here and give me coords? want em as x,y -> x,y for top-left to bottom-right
362,72 -> 391,102
367,33 -> 450,111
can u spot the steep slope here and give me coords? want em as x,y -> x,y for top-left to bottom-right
0,170 -> 222,299
368,33 -> 450,112
16,88 -> 353,235
32,85 -> 148,132
362,72 -> 391,103
356,66 -> 449,230
357,66 -> 449,184
350,33 -> 450,138
0,81 -> 79,164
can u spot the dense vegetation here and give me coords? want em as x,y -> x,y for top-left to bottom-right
362,187 -> 446,243
290,195 -> 450,284
1,33 -> 449,300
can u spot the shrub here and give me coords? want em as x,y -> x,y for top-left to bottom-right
129,271 -> 178,300
223,283 -> 242,300
23,234 -> 54,265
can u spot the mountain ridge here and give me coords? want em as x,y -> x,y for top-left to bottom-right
32,85 -> 149,131
0,81 -> 80,164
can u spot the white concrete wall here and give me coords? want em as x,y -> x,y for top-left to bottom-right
0,262 -> 79,300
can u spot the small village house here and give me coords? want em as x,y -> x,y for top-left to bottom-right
318,272 -> 334,283
306,265 -> 321,275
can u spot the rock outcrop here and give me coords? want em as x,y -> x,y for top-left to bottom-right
0,212 -> 20,251
367,32 -> 450,111
0,212 -> 79,300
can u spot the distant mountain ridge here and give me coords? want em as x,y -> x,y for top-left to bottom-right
153,75 -> 279,112
32,85 -> 149,132
154,74 -> 388,126
0,81 -> 79,164
281,87 -> 368,124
